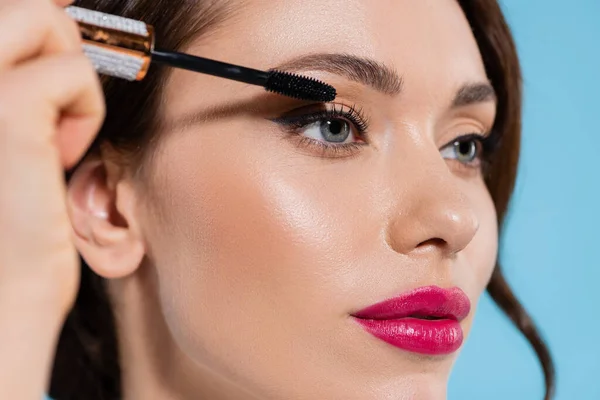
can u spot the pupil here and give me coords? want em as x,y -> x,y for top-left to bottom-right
459,142 -> 472,155
327,120 -> 343,135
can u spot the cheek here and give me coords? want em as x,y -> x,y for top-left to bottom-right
461,180 -> 498,307
138,121 -> 381,380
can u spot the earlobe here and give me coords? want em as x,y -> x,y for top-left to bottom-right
66,157 -> 146,279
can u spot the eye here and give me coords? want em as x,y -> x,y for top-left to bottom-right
300,118 -> 355,144
440,136 -> 484,165
271,103 -> 370,152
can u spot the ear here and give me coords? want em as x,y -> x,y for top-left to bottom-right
66,156 -> 145,279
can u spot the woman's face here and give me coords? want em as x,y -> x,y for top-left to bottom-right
111,0 -> 498,398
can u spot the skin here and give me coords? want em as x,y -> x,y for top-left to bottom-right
66,0 -> 499,399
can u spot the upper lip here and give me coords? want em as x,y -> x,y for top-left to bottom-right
352,285 -> 471,322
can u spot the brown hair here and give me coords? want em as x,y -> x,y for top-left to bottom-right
51,0 -> 555,399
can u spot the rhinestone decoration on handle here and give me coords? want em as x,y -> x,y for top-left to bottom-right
65,6 -> 155,81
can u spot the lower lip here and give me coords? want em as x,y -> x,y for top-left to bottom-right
354,317 -> 463,355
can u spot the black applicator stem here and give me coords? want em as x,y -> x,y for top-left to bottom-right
151,49 -> 270,86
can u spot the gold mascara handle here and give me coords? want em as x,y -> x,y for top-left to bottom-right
65,6 -> 154,81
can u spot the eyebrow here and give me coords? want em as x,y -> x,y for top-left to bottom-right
274,53 -> 496,107
452,82 -> 497,107
273,53 -> 404,96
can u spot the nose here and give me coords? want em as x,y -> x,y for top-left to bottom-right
385,162 -> 480,257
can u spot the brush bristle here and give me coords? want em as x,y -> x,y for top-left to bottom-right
265,71 -> 336,102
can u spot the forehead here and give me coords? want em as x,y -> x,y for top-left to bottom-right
166,0 -> 487,111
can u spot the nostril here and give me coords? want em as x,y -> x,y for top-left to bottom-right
418,238 -> 446,247
414,238 -> 447,253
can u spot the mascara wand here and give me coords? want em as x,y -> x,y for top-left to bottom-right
65,6 -> 336,103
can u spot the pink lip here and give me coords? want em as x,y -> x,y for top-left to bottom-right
352,286 -> 471,355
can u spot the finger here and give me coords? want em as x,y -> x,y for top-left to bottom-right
0,53 -> 105,167
0,0 -> 81,69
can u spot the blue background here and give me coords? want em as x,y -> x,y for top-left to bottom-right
449,0 -> 599,399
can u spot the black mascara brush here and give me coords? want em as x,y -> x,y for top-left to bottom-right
65,6 -> 336,103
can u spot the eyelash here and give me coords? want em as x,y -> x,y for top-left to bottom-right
272,104 -> 500,170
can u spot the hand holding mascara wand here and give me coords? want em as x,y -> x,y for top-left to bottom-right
65,6 -> 337,103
